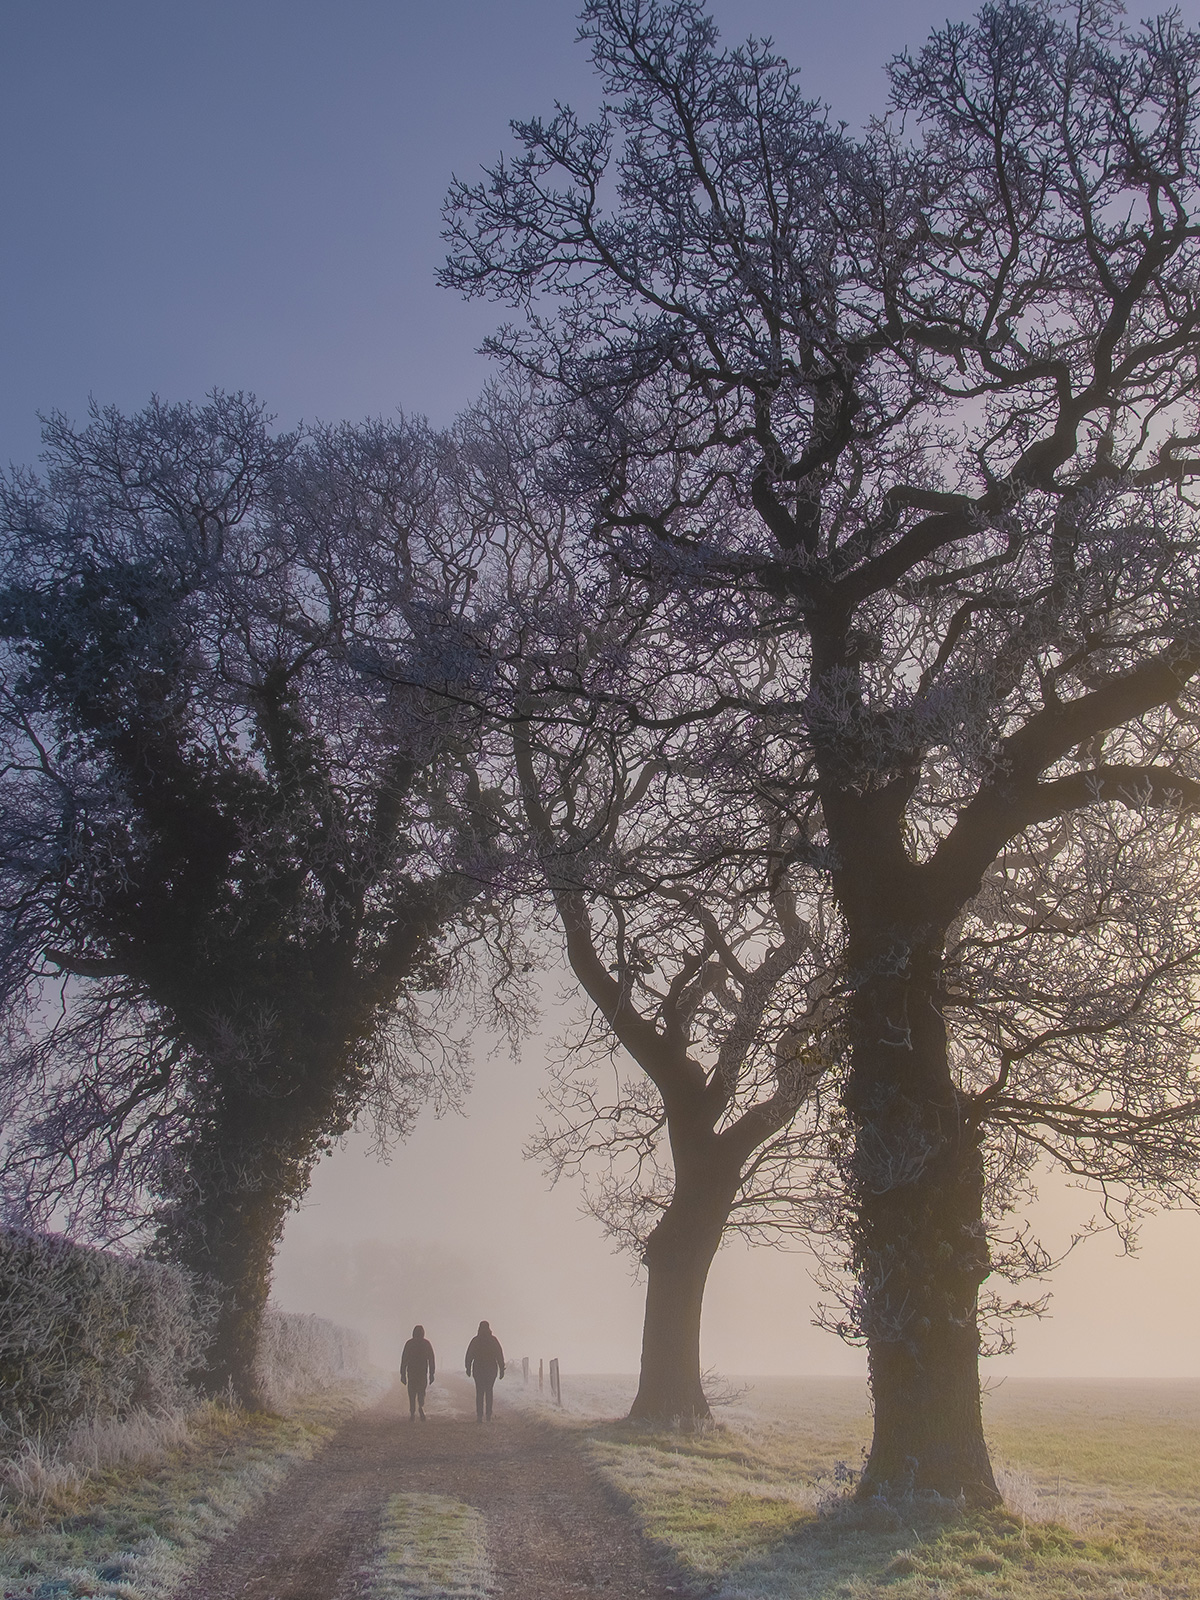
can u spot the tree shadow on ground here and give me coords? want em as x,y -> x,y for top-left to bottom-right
578,1419 -> 1195,1600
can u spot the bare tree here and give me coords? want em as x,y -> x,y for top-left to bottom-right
441,389 -> 839,1422
443,0 -> 1200,1502
510,649 -> 837,1422
0,395 -> 506,1403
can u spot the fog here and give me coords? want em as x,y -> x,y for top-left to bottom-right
273,987 -> 1200,1380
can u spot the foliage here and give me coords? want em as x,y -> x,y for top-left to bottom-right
0,394 -> 514,1397
0,395 -> 480,1231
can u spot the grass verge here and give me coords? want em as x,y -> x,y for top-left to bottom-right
364,1492 -> 493,1600
0,1382 -> 380,1600
513,1377 -> 1200,1600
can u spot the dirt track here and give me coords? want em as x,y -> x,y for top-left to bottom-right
185,1373 -> 694,1599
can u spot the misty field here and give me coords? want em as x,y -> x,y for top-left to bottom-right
515,1375 -> 1200,1599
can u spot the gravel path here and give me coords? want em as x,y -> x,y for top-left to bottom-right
186,1373 -> 694,1600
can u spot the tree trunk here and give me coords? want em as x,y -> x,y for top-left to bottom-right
627,1168 -> 736,1425
158,1173 -> 290,1409
855,1137 -> 998,1504
196,1191 -> 287,1409
844,940 -> 1000,1507
152,1097 -> 307,1410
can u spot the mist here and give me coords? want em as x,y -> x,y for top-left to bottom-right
273,983 -> 1200,1381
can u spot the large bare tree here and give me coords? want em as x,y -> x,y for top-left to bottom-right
445,392 -> 837,1423
443,0 -> 1200,1502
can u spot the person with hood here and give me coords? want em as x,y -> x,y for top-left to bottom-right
464,1320 -> 504,1422
399,1324 -> 436,1421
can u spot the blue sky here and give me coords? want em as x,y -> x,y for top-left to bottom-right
0,0 -> 999,468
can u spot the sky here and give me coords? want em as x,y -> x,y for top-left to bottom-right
0,0 -> 989,464
4,0 -> 1200,1380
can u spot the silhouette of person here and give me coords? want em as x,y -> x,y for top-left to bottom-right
464,1319 -> 505,1422
399,1324 -> 435,1421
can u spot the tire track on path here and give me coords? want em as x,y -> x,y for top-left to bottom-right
184,1374 -> 693,1600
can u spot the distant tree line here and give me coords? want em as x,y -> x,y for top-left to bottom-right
5,0 -> 1200,1508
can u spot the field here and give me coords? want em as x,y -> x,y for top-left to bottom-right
514,1375 -> 1200,1600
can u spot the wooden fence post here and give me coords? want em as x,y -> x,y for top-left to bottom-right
539,1358 -> 543,1392
549,1357 -> 561,1405
522,1356 -> 530,1385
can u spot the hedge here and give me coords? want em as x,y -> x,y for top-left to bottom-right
0,1227 -> 203,1442
0,1227 -> 367,1442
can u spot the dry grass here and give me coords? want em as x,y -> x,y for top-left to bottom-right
0,1408 -> 202,1528
515,1374 -> 1200,1600
0,1379 -> 384,1599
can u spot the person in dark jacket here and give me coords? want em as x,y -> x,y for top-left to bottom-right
464,1320 -> 504,1422
399,1324 -> 436,1420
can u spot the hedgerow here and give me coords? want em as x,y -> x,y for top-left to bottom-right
256,1310 -> 369,1408
0,1227 -> 369,1445
0,1227 -> 205,1443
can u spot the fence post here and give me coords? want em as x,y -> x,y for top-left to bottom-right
549,1357 -> 561,1405
539,1357 -> 543,1392
522,1356 -> 530,1385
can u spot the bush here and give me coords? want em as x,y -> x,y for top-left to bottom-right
0,1228 -> 370,1448
256,1310 -> 370,1408
0,1227 -> 205,1444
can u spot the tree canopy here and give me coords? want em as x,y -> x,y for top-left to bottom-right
0,395 -> 508,1397
444,0 -> 1200,1499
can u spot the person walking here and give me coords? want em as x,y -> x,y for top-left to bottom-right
399,1324 -> 435,1421
464,1320 -> 504,1422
